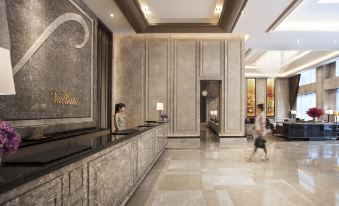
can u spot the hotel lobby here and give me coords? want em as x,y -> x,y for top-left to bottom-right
0,0 -> 338,205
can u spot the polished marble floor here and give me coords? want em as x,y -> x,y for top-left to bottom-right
126,126 -> 339,206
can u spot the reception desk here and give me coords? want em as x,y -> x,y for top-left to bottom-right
283,122 -> 339,141
0,122 -> 168,206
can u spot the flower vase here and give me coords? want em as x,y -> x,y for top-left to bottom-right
313,117 -> 318,124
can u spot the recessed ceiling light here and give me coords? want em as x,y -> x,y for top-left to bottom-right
215,6 -> 223,15
333,39 -> 337,44
110,13 -> 114,18
142,6 -> 151,15
296,39 -> 300,44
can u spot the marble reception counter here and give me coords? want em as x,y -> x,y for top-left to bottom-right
0,122 -> 168,206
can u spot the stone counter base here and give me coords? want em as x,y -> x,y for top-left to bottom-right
0,123 -> 168,206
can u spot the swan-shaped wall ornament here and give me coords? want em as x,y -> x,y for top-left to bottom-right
13,13 -> 89,75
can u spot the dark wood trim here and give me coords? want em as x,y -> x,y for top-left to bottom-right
266,0 -> 303,32
97,20 -> 113,131
115,0 -> 248,33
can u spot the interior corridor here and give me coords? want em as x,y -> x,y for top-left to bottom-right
126,126 -> 339,206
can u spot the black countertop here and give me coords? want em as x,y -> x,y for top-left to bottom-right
0,122 -> 167,194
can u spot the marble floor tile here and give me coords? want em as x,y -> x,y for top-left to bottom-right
159,174 -> 203,190
126,127 -> 339,206
151,191 -> 206,206
167,160 -> 201,170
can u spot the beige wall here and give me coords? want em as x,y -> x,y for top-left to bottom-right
275,78 -> 289,122
114,34 -> 245,137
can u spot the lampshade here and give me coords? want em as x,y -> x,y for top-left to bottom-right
156,102 -> 164,111
291,110 -> 297,115
210,111 -> 213,116
325,110 -> 333,115
0,1 -> 15,95
214,110 -> 218,116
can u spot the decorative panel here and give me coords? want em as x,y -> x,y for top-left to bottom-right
266,79 -> 275,117
4,176 -> 63,206
225,40 -> 242,132
66,165 -> 88,206
201,40 -> 222,77
137,131 -> 155,177
1,0 -> 96,128
147,39 -> 169,121
174,39 -> 198,135
88,142 -> 134,206
247,79 -> 256,117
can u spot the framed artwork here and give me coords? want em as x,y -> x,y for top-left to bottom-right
247,79 -> 256,117
266,79 -> 275,117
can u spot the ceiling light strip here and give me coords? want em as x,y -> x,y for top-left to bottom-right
266,0 -> 303,32
282,51 -> 339,77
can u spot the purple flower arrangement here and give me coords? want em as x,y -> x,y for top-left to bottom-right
160,113 -> 168,121
0,121 -> 21,155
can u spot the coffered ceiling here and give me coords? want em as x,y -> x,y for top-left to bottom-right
114,0 -> 247,33
137,0 -> 225,24
83,0 -> 339,77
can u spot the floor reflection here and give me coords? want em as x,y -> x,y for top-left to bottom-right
126,126 -> 339,206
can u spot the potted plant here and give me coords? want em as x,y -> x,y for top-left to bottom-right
0,121 -> 21,164
160,113 -> 168,122
306,107 -> 324,123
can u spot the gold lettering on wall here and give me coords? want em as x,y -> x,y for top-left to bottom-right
49,90 -> 80,106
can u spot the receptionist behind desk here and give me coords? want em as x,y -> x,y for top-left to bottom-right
114,103 -> 126,131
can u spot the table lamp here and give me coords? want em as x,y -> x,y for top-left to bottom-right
291,110 -> 297,119
325,110 -> 333,122
156,102 -> 164,121
0,0 -> 16,95
334,111 -> 339,123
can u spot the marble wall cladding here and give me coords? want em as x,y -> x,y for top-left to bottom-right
147,40 -> 169,121
222,40 -> 244,135
0,124 -> 168,206
200,40 -> 222,77
114,35 -> 245,137
0,0 -> 98,135
114,38 -> 146,129
275,78 -> 289,122
0,0 -> 10,49
316,67 -> 325,108
174,39 -> 199,135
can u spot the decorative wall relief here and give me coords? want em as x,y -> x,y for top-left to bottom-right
0,0 -> 95,129
247,79 -> 256,117
13,13 -> 90,75
266,78 -> 275,117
